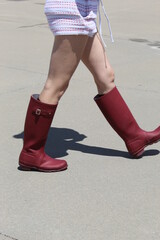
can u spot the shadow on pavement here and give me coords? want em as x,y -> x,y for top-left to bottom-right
13,127 -> 159,159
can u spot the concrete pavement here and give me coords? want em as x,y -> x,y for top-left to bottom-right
0,0 -> 160,239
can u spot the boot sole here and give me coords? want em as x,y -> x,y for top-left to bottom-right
19,164 -> 67,172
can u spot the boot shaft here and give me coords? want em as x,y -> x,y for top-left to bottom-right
23,94 -> 57,152
94,87 -> 140,142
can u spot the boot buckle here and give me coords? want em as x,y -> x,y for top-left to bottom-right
35,108 -> 41,115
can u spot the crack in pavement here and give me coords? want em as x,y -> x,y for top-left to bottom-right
18,23 -> 47,29
0,64 -> 46,76
0,232 -> 19,240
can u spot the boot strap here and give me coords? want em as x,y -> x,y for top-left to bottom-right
33,108 -> 53,118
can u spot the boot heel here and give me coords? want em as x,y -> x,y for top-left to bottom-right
19,164 -> 32,171
134,149 -> 144,158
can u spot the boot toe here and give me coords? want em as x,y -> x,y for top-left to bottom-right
41,158 -> 68,172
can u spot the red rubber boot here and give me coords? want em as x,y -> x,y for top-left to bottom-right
19,94 -> 68,172
94,87 -> 160,158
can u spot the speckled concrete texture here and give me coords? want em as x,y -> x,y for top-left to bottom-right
0,0 -> 160,239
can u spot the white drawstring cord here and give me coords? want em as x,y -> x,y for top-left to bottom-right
98,0 -> 114,47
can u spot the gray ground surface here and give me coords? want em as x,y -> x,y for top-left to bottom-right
0,0 -> 160,239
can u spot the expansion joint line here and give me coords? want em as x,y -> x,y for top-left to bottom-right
0,232 -> 19,240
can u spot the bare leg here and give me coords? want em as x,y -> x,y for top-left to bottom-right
39,35 -> 89,104
81,33 -> 115,94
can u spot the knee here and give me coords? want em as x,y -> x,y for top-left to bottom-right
108,67 -> 115,83
57,81 -> 69,100
94,67 -> 115,94
105,67 -> 115,86
43,78 -> 70,101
